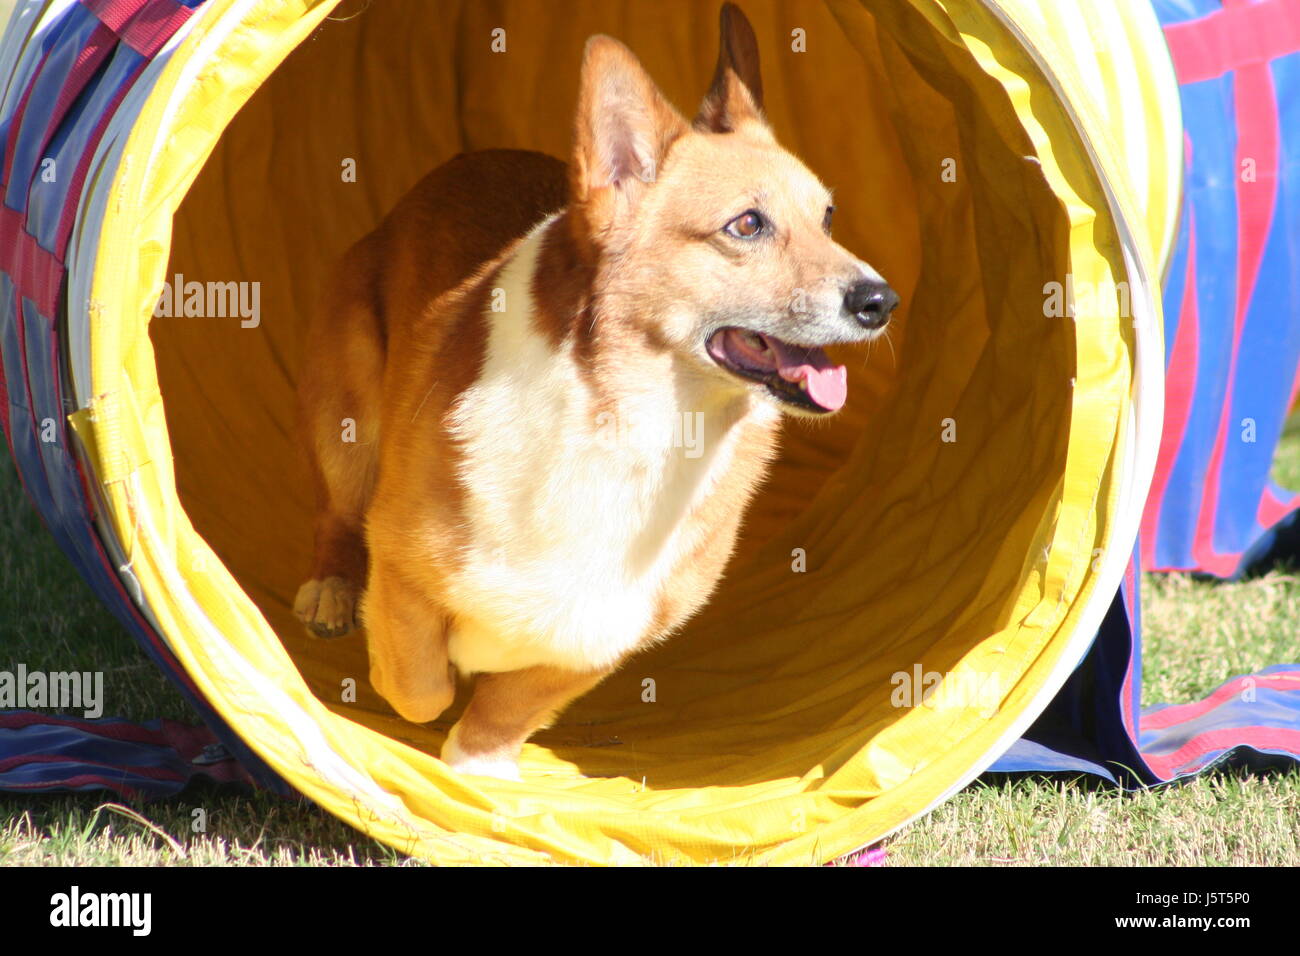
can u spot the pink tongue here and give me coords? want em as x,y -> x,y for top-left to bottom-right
766,338 -> 848,412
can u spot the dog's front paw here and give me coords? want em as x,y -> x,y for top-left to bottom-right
441,724 -> 522,782
293,576 -> 358,638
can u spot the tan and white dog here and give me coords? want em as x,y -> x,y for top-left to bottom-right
293,4 -> 898,780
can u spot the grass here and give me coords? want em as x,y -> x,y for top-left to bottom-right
1,788 -> 415,866
884,565 -> 1300,866
884,410 -> 1300,867
1275,404 -> 1300,491
0,455 -> 408,866
0,462 -> 194,724
886,770 -> 1300,866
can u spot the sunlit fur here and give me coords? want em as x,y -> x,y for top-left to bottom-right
293,4 -> 892,780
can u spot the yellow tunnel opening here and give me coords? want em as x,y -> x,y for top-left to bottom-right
100,0 -> 1140,863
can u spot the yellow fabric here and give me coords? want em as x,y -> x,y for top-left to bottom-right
71,0 -> 1175,863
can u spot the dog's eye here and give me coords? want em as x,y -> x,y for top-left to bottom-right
823,205 -> 835,234
724,210 -> 766,239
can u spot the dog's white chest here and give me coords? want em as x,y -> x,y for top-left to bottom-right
441,219 -> 748,674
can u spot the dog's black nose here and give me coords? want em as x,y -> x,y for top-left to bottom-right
845,280 -> 899,330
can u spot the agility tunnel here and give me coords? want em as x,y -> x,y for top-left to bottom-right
1,0 -> 1299,865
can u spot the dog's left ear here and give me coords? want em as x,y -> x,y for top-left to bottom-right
694,3 -> 766,133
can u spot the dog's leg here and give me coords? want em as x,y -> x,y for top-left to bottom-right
441,665 -> 610,781
361,559 -> 457,724
293,507 -> 367,638
293,273 -> 383,638
293,433 -> 373,638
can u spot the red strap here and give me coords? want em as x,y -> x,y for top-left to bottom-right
0,205 -> 63,317
44,24 -> 118,153
80,0 -> 195,59
79,0 -> 149,34
1164,0 -> 1300,83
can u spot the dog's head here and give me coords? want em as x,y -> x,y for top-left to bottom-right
567,3 -> 897,416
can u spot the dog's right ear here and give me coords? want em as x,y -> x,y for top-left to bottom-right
569,35 -> 687,256
694,3 -> 765,133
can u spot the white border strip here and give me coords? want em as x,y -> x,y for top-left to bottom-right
66,2 -> 214,406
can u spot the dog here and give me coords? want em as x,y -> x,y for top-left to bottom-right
292,3 -> 898,781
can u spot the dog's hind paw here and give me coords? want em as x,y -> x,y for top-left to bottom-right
293,577 -> 358,638
441,725 -> 523,782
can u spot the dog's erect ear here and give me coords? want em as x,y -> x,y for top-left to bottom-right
694,3 -> 765,133
569,35 -> 687,251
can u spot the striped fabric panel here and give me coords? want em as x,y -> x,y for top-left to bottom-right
0,711 -> 257,797
993,0 -> 1300,784
0,0 -> 290,800
1142,0 -> 1300,576
996,567 -> 1300,785
1140,666 -> 1300,776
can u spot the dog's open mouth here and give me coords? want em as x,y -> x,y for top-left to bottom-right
706,328 -> 848,413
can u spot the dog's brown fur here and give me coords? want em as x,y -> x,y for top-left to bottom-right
294,4 -> 893,779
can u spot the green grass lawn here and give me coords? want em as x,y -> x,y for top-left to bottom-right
0,452 -> 410,865
888,569 -> 1300,866
891,407 -> 1300,866
3,420 -> 1299,866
